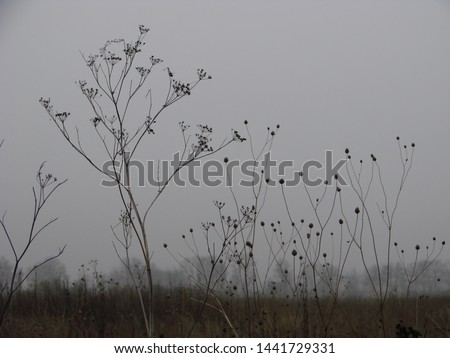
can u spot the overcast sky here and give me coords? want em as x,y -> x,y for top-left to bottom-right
1,0 -> 450,279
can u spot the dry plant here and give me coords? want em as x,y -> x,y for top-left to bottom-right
394,237 -> 445,324
0,141 -> 66,326
165,121 -> 278,337
395,238 -> 445,299
281,172 -> 354,336
170,123 -> 355,337
330,137 -> 444,336
40,25 -> 244,337
166,129 -> 445,338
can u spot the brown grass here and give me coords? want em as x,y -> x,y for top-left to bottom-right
1,283 -> 449,338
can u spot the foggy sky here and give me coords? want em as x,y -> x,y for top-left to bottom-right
1,0 -> 450,279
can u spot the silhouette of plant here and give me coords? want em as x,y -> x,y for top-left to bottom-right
0,147 -> 66,327
395,322 -> 422,338
40,26 -> 244,336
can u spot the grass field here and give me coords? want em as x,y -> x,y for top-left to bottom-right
1,282 -> 449,338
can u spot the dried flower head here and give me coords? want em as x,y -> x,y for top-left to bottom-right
178,121 -> 190,132
232,129 -> 246,142
55,112 -> 70,123
136,66 -> 151,77
108,55 -> 122,65
197,68 -> 212,80
39,97 -> 54,116
139,25 -> 149,34
91,117 -> 101,127
150,56 -> 162,65
201,222 -> 212,231
214,200 -> 225,210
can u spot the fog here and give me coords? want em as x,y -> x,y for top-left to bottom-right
0,0 -> 449,281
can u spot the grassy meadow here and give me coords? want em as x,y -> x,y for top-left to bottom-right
1,276 -> 449,338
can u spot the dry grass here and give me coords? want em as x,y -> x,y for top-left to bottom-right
1,283 -> 449,338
